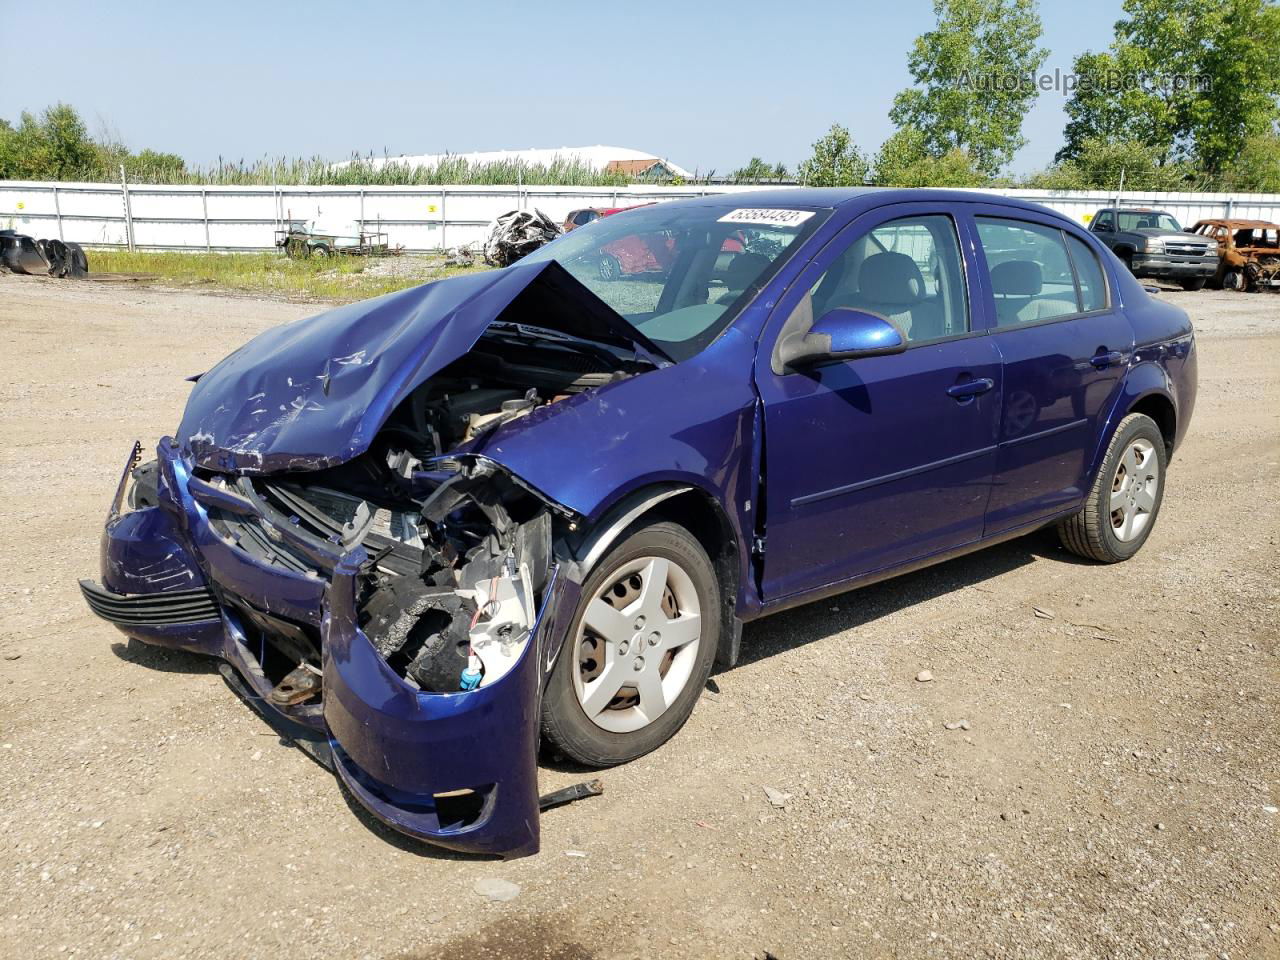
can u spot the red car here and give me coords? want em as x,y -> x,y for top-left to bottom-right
563,205 -> 746,281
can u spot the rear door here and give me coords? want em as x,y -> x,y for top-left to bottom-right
755,205 -> 1003,601
965,207 -> 1133,535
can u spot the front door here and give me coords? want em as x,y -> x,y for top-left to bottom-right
755,208 -> 1002,602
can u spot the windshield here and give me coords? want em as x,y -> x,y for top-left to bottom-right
521,203 -> 829,361
1116,211 -> 1182,232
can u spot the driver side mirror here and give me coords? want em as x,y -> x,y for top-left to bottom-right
776,308 -> 907,372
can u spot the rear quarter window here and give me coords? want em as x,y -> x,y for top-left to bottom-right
1064,233 -> 1107,312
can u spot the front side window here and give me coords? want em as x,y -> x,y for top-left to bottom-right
977,218 -> 1080,327
522,203 -> 828,360
805,214 -> 969,343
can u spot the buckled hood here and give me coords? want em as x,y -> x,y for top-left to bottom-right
177,260 -> 671,474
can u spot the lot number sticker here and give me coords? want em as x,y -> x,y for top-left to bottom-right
718,208 -> 814,227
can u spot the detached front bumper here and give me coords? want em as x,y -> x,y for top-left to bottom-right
81,440 -> 566,858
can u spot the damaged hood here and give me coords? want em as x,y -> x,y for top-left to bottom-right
178,260 -> 670,474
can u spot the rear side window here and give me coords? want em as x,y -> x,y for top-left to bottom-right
1064,233 -> 1107,311
976,218 -> 1079,328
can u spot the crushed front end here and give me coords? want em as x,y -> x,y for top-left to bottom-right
79,263 -> 667,857
82,435 -> 574,858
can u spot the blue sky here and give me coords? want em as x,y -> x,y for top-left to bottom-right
1,0 -> 1124,175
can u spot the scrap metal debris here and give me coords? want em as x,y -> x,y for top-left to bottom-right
482,208 -> 561,267
538,779 -> 604,811
0,231 -> 89,278
443,244 -> 479,267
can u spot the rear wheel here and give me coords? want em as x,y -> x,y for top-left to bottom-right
541,521 -> 718,767
1057,413 -> 1167,563
1179,277 -> 1207,291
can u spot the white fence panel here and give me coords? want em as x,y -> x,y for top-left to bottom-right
3,178 -> 1279,253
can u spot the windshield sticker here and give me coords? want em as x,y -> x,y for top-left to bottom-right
717,208 -> 815,228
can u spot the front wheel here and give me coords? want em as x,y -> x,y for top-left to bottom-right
1223,268 -> 1244,291
541,521 -> 719,767
1057,413 -> 1167,563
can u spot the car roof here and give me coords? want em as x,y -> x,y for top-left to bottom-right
649,187 -> 1076,222
1193,218 -> 1280,229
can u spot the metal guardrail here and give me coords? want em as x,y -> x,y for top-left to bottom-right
3,179 -> 1279,254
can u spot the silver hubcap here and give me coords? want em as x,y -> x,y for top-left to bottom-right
573,556 -> 702,734
1110,438 -> 1159,542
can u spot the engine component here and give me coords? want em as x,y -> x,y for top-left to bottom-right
269,663 -> 323,706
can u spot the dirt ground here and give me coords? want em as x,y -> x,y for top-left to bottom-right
1,274 -> 1277,960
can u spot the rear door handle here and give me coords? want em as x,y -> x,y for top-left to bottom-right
946,377 -> 995,399
1090,350 -> 1126,369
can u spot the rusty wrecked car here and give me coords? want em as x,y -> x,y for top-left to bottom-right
1190,218 -> 1280,291
82,190 -> 1197,857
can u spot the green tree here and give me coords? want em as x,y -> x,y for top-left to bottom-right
125,149 -> 187,181
872,126 -> 988,186
0,104 -> 104,180
1027,137 -> 1196,190
732,157 -> 789,182
797,124 -> 869,186
889,0 -> 1047,177
1059,0 -> 1280,172
1221,131 -> 1280,192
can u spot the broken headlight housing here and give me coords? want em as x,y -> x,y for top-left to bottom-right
126,458 -> 161,512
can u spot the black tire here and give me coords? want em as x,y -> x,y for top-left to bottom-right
1223,268 -> 1244,292
597,254 -> 621,281
1179,277 -> 1207,291
541,521 -> 719,767
1118,250 -> 1135,274
1057,413 -> 1168,563
310,244 -> 330,259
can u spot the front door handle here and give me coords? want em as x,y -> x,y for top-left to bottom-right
946,377 -> 995,399
1090,350 -> 1125,369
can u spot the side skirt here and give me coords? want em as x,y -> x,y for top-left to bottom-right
752,506 -> 1078,621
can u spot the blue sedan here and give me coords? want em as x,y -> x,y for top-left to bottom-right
81,189 -> 1197,857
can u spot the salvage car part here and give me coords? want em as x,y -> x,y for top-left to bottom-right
0,230 -> 89,277
483,208 -> 561,266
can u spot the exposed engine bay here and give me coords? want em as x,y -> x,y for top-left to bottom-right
180,324 -> 652,701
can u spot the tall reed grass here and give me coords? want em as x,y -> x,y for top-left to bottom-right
123,153 -> 641,187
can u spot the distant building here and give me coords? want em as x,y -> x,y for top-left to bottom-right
350,145 -> 693,180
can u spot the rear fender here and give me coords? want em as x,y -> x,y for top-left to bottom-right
1088,361 -> 1176,480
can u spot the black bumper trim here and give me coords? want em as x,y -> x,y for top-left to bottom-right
79,579 -> 220,626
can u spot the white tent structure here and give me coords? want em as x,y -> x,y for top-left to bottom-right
346,145 -> 694,179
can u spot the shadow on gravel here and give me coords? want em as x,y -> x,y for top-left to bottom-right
109,636 -> 221,674
732,527 -> 1065,670
397,915 -> 594,960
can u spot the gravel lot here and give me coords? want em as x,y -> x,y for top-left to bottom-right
1,275 -> 1277,960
